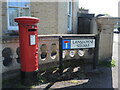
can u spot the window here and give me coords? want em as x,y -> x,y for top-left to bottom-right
67,1 -> 72,32
7,0 -> 30,30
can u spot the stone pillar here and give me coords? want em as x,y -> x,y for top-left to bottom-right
96,17 -> 117,61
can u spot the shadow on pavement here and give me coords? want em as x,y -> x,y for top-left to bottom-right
41,59 -> 114,89
2,59 -> 114,89
56,67 -> 113,89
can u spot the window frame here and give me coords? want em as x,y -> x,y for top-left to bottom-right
67,0 -> 72,32
7,0 -> 30,31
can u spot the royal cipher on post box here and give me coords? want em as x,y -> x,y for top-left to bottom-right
15,17 -> 40,72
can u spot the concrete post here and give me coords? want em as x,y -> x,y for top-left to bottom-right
95,17 -> 117,61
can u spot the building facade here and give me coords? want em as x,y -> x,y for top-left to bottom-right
2,0 -> 79,36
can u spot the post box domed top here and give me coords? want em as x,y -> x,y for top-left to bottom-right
15,16 -> 40,25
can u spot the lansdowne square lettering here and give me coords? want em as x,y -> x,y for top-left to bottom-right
71,39 -> 95,49
72,40 -> 93,44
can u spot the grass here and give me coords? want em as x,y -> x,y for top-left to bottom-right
99,59 -> 116,68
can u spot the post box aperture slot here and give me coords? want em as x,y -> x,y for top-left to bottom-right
28,29 -> 36,31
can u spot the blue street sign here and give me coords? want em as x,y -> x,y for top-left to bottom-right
62,39 -> 71,49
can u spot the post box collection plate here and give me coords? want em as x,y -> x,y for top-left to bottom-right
30,35 -> 36,45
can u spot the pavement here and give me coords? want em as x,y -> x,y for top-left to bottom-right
34,33 -> 119,89
113,33 -> 120,90
112,33 -> 119,89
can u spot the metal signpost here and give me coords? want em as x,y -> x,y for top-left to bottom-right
59,35 -> 98,75
62,39 -> 95,49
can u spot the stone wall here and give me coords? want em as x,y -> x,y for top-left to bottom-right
0,1 -> 2,89
1,37 -> 19,73
1,35 -> 95,79
2,1 -> 7,35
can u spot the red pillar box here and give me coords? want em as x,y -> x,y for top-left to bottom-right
15,17 -> 40,72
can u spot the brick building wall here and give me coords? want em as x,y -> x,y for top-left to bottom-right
30,2 -> 79,34
30,2 -> 58,34
1,1 -> 79,35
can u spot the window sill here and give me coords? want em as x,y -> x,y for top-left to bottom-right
2,35 -> 19,43
67,30 -> 73,34
2,31 -> 19,43
9,33 -> 19,36
5,30 -> 19,36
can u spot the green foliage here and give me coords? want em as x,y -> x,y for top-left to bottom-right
104,13 -> 110,16
79,7 -> 85,10
37,73 -> 46,84
99,59 -> 116,67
